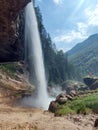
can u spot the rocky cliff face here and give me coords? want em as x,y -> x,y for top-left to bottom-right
0,62 -> 35,104
0,0 -> 31,62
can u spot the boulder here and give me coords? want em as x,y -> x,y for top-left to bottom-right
83,76 -> 98,90
83,76 -> 98,86
48,91 -> 74,113
56,92 -> 67,99
56,92 -> 68,104
66,95 -> 73,100
90,80 -> 98,90
48,101 -> 59,113
94,118 -> 98,127
56,97 -> 68,104
70,90 -> 77,97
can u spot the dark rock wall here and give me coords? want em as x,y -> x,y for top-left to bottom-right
0,0 -> 31,62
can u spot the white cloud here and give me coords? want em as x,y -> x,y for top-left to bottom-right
53,25 -> 87,43
85,4 -> 98,26
53,4 -> 98,51
77,22 -> 88,35
53,0 -> 63,5
53,0 -> 98,51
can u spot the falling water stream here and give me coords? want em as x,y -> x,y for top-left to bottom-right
25,1 -> 50,109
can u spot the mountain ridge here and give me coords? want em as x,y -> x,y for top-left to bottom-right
67,34 -> 98,76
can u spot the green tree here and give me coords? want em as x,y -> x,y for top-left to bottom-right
35,7 -> 79,85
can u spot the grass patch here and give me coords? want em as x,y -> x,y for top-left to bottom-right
55,92 -> 98,115
0,63 -> 23,78
0,64 -> 16,77
55,106 -> 75,116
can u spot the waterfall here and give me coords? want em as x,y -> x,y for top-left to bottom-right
24,1 -> 49,109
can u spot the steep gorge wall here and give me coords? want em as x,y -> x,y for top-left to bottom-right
0,0 -> 31,62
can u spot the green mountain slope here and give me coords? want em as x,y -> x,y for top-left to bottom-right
67,34 -> 98,76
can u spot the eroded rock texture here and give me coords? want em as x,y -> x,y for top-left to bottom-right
0,0 -> 31,62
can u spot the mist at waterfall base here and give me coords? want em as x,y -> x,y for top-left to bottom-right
23,1 -> 54,109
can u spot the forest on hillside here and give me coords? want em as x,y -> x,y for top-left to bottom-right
35,7 -> 80,85
68,34 -> 98,77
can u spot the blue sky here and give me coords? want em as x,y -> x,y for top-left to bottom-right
35,0 -> 98,52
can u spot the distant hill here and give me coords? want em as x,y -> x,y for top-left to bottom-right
67,34 -> 98,76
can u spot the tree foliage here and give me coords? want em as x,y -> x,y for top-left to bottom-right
35,7 -> 78,85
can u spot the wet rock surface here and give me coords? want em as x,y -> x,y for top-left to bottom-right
0,0 -> 31,62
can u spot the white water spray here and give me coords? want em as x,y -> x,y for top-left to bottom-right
25,1 -> 50,109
